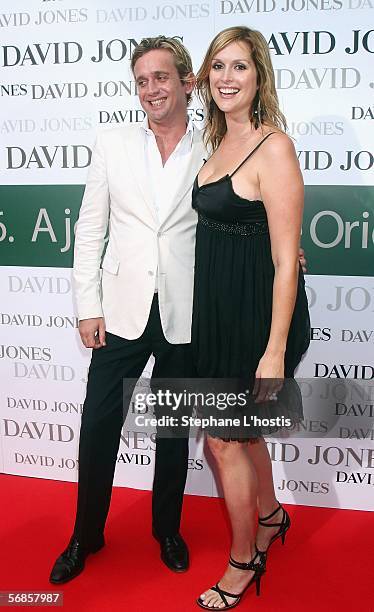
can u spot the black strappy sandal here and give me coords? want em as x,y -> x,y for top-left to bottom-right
256,502 -> 291,567
196,551 -> 264,610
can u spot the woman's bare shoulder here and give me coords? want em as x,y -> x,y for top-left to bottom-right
260,129 -> 296,158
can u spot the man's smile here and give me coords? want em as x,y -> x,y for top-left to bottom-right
149,97 -> 167,107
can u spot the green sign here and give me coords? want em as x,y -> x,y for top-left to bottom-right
0,185 -> 83,267
0,184 -> 373,275
303,186 -> 374,276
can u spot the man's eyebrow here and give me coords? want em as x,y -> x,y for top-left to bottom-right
135,70 -> 170,81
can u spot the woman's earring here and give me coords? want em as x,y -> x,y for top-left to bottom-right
209,98 -> 216,119
253,94 -> 262,129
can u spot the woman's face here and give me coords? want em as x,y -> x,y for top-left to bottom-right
208,40 -> 258,119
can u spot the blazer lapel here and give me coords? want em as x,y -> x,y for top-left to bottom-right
161,127 -> 206,225
121,126 -> 158,225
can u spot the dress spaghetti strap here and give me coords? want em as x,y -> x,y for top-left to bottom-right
229,132 -> 275,178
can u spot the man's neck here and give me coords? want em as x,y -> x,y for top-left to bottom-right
148,116 -> 189,165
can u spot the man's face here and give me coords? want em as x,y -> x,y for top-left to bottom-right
134,49 -> 193,127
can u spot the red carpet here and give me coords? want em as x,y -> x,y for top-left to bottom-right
0,473 -> 372,611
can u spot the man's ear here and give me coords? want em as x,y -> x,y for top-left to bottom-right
183,72 -> 196,94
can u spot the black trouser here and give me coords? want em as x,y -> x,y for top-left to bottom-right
73,296 -> 194,547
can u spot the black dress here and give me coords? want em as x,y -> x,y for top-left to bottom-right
191,133 -> 310,440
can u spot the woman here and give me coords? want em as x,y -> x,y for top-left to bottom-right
192,26 -> 310,609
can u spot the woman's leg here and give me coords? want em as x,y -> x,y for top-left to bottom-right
247,438 -> 285,552
199,437 -> 259,609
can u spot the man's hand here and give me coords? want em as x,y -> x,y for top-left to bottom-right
299,247 -> 307,273
79,317 -> 106,349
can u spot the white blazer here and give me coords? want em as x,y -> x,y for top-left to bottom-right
73,123 -> 206,344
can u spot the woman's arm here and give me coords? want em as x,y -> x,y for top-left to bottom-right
255,133 -> 304,399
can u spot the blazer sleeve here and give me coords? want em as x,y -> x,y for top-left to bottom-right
73,132 -> 110,321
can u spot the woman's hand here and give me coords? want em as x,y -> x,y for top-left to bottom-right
253,351 -> 285,403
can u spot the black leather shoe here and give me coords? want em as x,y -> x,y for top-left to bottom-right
49,535 -> 104,584
153,530 -> 189,572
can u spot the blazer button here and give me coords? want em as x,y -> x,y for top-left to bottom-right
148,271 -> 154,276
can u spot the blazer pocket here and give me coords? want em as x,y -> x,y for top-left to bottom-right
101,253 -> 120,275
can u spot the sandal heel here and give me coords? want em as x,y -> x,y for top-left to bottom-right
256,501 -> 291,566
255,574 -> 261,596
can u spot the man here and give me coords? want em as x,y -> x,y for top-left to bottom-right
49,36 -> 205,584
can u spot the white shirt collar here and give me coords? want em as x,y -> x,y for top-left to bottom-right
140,116 -> 194,146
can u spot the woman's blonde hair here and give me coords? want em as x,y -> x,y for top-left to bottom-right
196,26 -> 287,151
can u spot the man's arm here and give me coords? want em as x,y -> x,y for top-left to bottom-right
73,132 -> 110,348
